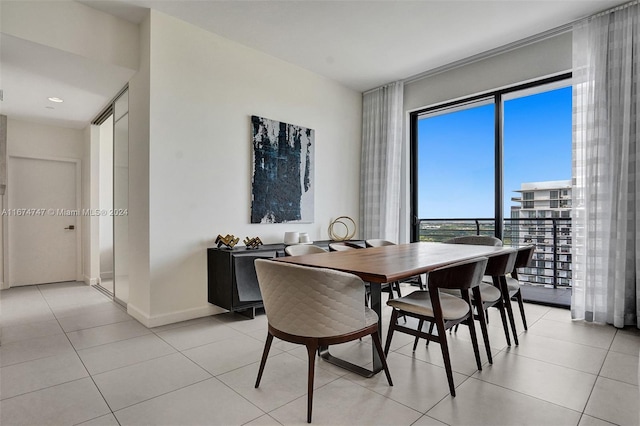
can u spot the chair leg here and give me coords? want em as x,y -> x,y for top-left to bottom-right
255,332 -> 274,388
497,302 -> 512,346
474,299 -> 492,364
425,322 -> 434,346
413,319 -> 424,351
500,278 -> 519,346
305,341 -> 318,423
516,290 -> 528,330
372,331 -> 393,386
463,302 -> 482,371
384,310 -> 399,355
435,318 -> 456,397
393,281 -> 402,298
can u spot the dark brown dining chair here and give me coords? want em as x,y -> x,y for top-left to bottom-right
444,236 -> 519,346
254,259 -> 392,423
446,235 -> 502,246
383,257 -> 489,397
505,245 -> 535,330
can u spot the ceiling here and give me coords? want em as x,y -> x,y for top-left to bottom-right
1,0 -> 627,129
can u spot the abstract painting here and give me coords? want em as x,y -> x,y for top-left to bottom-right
251,115 -> 314,223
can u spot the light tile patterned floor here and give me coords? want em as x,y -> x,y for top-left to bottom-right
0,281 -> 638,425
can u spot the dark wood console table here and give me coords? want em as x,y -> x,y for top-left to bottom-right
207,240 -> 364,318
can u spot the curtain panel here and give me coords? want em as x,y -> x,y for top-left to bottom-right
571,2 -> 640,328
360,82 -> 404,242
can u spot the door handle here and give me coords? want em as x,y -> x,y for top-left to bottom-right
64,225 -> 75,230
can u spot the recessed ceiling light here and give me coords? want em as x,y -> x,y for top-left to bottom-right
48,97 -> 64,103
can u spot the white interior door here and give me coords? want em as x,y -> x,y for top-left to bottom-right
8,157 -> 79,286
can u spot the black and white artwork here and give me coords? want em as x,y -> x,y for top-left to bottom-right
251,115 -> 314,224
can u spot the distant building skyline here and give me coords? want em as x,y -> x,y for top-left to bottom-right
509,179 -> 572,287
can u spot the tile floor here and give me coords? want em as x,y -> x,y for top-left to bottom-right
1,281 -> 639,426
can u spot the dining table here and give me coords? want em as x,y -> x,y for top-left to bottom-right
275,241 -> 515,377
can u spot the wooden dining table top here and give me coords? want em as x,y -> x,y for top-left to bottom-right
275,241 -> 514,283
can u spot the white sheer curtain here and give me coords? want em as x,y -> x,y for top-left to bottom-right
572,2 -> 639,328
360,81 -> 404,242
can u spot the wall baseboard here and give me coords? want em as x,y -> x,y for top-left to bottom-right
127,303 -> 226,328
83,275 -> 98,286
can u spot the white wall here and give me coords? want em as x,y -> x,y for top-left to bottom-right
1,1 -> 139,71
126,11 -> 363,326
126,11 -> 151,322
7,119 -> 85,160
82,124 -> 99,285
404,32 -> 572,112
399,32 -> 573,242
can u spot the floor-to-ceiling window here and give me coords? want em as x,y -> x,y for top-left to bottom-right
416,99 -> 495,221
411,74 -> 572,306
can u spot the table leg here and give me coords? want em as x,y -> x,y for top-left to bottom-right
369,281 -> 383,372
317,281 -> 384,377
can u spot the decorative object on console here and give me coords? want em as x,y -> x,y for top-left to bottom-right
284,231 -> 300,244
250,115 -> 314,224
299,232 -> 311,243
243,236 -> 263,249
328,216 -> 356,241
215,234 -> 239,249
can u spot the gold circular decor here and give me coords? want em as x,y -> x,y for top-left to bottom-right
328,216 -> 356,241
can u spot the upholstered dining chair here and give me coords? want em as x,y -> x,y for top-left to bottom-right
383,257 -> 489,397
253,259 -> 392,423
445,235 -> 519,346
364,238 -> 393,248
327,241 -> 363,251
505,245 -> 536,330
284,244 -> 327,256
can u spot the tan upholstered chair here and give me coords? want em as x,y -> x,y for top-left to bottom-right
364,238 -> 394,248
384,257 -> 489,397
327,241 -> 362,251
505,245 -> 535,330
254,259 -> 392,423
284,244 -> 327,256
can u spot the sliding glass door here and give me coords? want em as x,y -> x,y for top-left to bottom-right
411,75 -> 573,304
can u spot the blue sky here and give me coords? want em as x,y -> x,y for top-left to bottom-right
417,86 -> 572,218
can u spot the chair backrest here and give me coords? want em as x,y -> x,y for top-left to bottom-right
254,259 -> 369,338
427,257 -> 488,290
365,239 -> 395,248
484,250 -> 517,277
328,241 -> 361,251
514,245 -> 535,269
445,235 -> 502,247
511,245 -> 535,279
284,244 -> 327,256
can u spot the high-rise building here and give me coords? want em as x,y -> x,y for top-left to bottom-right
508,180 -> 572,287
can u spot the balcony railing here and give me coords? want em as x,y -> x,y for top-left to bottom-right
417,218 -> 572,289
